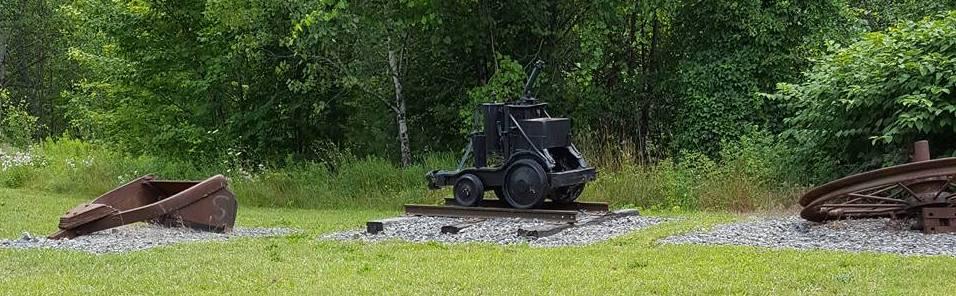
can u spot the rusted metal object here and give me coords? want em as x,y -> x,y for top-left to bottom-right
920,207 -> 956,234
366,217 -> 415,234
49,175 -> 238,239
800,141 -> 956,233
440,219 -> 485,234
404,204 -> 580,222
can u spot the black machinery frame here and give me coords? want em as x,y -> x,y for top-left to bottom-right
426,61 -> 597,209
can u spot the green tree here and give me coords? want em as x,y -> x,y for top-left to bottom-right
776,12 -> 956,177
665,0 -> 849,157
0,0 -> 75,138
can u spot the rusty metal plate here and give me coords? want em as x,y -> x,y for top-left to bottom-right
922,207 -> 956,234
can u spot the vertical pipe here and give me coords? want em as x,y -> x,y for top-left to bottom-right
913,140 -> 930,162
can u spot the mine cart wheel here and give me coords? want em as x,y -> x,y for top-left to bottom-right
800,158 -> 956,222
454,174 -> 484,207
550,184 -> 585,203
503,159 -> 550,209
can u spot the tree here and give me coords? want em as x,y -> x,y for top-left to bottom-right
288,0 -> 440,167
0,0 -> 75,138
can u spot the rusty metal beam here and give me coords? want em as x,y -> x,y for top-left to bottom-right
405,204 -> 578,222
442,198 -> 609,212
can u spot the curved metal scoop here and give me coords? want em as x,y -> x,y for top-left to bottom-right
49,175 -> 238,239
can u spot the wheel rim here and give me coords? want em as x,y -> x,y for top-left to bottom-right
504,160 -> 549,209
800,158 -> 956,222
454,175 -> 483,206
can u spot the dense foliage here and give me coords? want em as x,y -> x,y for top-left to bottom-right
1,0 -> 955,177
775,11 -> 956,177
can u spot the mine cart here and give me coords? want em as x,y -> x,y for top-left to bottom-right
49,175 -> 238,239
426,61 -> 597,209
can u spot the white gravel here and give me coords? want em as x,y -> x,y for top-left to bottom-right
0,223 -> 296,254
661,216 -> 956,256
323,211 -> 668,247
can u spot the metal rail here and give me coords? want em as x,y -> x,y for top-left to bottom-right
442,198 -> 609,212
517,209 -> 638,238
404,204 -> 579,222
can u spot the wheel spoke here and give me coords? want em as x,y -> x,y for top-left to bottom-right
931,175 -> 956,200
820,203 -> 905,208
838,208 -> 904,214
860,184 -> 897,196
897,182 -> 922,202
846,193 -> 908,204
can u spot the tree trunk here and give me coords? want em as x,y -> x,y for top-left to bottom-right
388,46 -> 412,167
638,11 -> 661,163
0,31 -> 6,88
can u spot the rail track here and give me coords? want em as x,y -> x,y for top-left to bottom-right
365,199 -> 635,239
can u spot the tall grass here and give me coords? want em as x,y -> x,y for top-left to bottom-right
230,154 -> 454,209
0,138 -> 455,209
0,133 -> 803,212
578,129 -> 804,212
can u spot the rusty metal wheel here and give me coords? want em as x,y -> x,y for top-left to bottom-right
800,158 -> 956,222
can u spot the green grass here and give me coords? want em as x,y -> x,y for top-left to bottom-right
2,137 -> 802,213
0,139 -> 457,210
2,188 -> 956,295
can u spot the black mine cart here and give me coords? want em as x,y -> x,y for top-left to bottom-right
426,61 -> 597,209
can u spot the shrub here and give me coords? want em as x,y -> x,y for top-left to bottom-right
0,89 -> 38,147
773,12 -> 956,178
584,129 -> 803,212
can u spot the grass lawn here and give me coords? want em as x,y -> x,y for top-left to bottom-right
1,188 -> 955,295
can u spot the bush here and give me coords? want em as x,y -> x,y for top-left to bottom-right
0,135 -> 799,212
0,89 -> 38,147
773,12 -> 956,178
584,129 -> 802,212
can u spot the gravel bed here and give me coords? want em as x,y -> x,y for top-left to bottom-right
661,216 -> 956,256
0,223 -> 296,254
323,211 -> 668,247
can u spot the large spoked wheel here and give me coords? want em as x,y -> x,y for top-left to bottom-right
550,184 -> 585,203
503,159 -> 550,209
800,158 -> 956,222
453,174 -> 484,207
